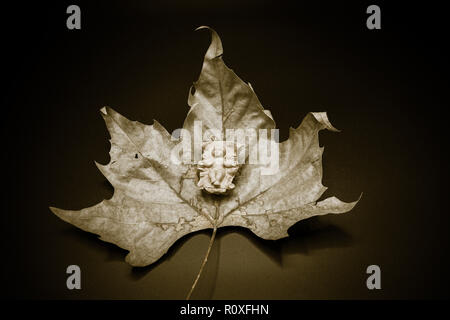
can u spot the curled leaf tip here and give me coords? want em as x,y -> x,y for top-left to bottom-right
311,112 -> 340,132
195,25 -> 210,31
196,26 -> 223,59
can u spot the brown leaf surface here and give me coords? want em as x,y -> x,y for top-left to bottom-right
51,27 -> 358,267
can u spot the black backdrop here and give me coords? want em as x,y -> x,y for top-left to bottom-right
2,1 -> 449,299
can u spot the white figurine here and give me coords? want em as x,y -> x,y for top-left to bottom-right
197,141 -> 239,194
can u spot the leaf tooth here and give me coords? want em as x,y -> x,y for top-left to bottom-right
263,109 -> 274,120
311,112 -> 340,132
94,160 -> 109,176
288,126 -> 296,137
49,206 -> 73,224
151,119 -> 171,139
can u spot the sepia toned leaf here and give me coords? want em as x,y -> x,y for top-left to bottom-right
51,26 -> 359,271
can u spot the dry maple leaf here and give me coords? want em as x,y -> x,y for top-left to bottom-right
50,26 -> 359,298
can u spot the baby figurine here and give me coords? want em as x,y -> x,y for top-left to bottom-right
197,141 -> 239,194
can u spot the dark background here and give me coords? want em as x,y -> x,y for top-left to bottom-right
2,0 -> 449,299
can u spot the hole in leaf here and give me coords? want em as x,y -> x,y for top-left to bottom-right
135,154 -> 138,159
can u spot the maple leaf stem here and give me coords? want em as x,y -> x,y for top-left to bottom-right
186,226 -> 217,300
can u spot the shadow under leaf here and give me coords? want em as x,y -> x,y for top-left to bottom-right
60,216 -> 353,283
283,217 -> 354,256
129,228 -> 215,281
